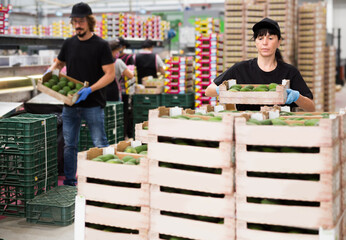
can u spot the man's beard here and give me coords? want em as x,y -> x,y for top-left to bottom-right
77,31 -> 86,37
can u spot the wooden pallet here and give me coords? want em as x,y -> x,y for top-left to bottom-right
219,80 -> 289,105
135,121 -> 149,144
77,149 -> 149,239
148,107 -> 234,142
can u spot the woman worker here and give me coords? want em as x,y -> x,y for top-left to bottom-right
106,39 -> 134,101
118,37 -> 134,66
205,18 -> 315,112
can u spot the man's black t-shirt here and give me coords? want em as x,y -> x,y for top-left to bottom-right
58,34 -> 114,108
213,58 -> 313,111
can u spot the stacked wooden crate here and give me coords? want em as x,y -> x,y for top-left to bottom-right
235,115 -> 343,240
77,148 -> 149,239
340,110 -> 346,240
244,2 -> 266,60
224,0 -> 246,68
147,107 -> 235,240
267,0 -> 296,64
324,46 -> 337,112
298,2 -> 326,112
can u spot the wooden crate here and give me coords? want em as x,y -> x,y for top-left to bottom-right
235,116 -> 339,147
38,72 -> 88,106
219,80 -> 289,105
135,121 -> 149,143
148,107 -> 234,142
77,148 -> 149,240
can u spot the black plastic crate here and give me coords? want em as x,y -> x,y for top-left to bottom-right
161,92 -> 195,108
12,113 -> 57,130
106,101 -> 124,116
26,185 -> 77,226
132,94 -> 161,107
133,106 -> 158,119
0,172 -> 58,217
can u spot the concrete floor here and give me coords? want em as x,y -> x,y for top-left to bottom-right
0,85 -> 346,240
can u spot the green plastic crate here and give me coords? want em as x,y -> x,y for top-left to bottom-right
12,113 -> 57,130
132,94 -> 161,107
133,106 -> 157,119
161,92 -> 195,108
26,185 -> 77,226
0,172 -> 58,217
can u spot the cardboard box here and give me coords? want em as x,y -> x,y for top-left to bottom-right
37,72 -> 88,106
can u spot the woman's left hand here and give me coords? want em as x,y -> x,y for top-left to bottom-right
285,89 -> 300,104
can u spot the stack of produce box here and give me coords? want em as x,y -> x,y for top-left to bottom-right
267,0 -> 297,64
143,15 -> 161,40
245,2 -> 266,60
298,2 -> 326,112
147,107 -> 236,240
224,0 -> 246,68
0,114 -> 58,217
164,56 -> 194,94
195,30 -> 223,108
324,46 -> 336,112
78,102 -> 124,151
52,21 -> 73,38
0,4 -> 11,34
76,145 -> 149,239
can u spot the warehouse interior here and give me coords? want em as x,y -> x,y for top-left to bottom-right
0,0 -> 346,240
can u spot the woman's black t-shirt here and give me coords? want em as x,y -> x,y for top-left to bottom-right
213,58 -> 313,111
58,34 -> 114,108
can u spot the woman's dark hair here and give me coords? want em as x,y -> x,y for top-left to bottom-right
253,28 -> 284,62
109,39 -> 121,51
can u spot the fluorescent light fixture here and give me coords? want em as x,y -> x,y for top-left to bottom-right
27,75 -> 43,79
0,76 -> 28,82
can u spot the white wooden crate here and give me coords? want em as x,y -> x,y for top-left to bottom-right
219,80 -> 289,105
235,116 -> 339,147
77,149 -> 149,239
148,108 -> 233,142
235,143 -> 342,231
135,121 -> 149,144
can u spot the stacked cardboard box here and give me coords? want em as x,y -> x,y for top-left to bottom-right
324,46 -> 336,112
0,4 -> 11,35
51,21 -> 73,38
164,56 -> 194,94
224,0 -> 246,68
298,2 -> 326,112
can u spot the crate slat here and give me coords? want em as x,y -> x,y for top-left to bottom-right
148,142 -> 233,168
85,227 -> 146,240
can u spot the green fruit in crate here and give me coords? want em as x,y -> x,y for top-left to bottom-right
124,161 -> 136,165
290,122 -> 304,126
268,83 -> 278,90
207,117 -> 222,122
190,117 -> 202,121
247,119 -> 261,125
135,145 -> 147,153
52,74 -> 59,82
303,113 -> 313,116
253,86 -> 269,91
122,155 -> 136,162
106,159 -> 123,164
143,126 -> 148,130
67,81 -> 75,89
75,83 -> 83,90
259,119 -> 272,125
58,81 -> 67,88
52,85 -> 61,91
304,119 -> 319,126
63,86 -> 71,92
48,78 -> 58,85
91,157 -> 103,162
261,199 -> 277,204
44,82 -> 52,88
139,151 -> 147,155
194,112 -> 203,116
59,77 -> 68,82
99,154 -> 117,161
228,88 -> 240,92
124,146 -> 137,153
230,84 -> 242,89
58,89 -> 67,96
271,118 -> 288,125
67,90 -> 75,96
240,87 -> 251,91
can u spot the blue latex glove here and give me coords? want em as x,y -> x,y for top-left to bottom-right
75,87 -> 92,104
285,89 -> 300,104
216,86 -> 220,95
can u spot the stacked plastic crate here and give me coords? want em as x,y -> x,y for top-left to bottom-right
132,94 -> 161,132
298,2 -> 326,112
195,18 -> 223,108
324,46 -> 336,112
267,0 -> 296,64
0,114 -> 58,217
78,102 -> 124,151
245,2 -> 266,60
0,4 -> 11,34
164,56 -> 194,94
224,0 -> 246,68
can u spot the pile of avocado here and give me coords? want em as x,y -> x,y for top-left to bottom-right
161,112 -> 223,122
123,145 -> 147,155
247,118 -> 319,126
43,74 -> 83,96
228,83 -> 278,92
91,153 -> 140,165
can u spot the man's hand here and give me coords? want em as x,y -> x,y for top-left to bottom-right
75,87 -> 92,104
285,89 -> 300,104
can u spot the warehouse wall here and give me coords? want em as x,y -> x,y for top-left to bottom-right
333,0 -> 346,59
